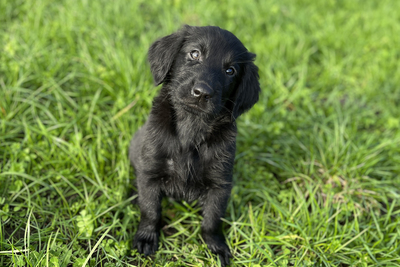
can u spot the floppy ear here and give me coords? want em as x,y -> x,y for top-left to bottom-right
232,58 -> 261,119
148,29 -> 185,85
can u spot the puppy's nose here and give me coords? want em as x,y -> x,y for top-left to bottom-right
191,84 -> 214,101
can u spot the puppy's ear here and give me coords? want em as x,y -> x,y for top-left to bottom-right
148,29 -> 185,85
232,56 -> 260,119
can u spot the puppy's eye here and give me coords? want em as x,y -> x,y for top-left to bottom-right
190,50 -> 200,60
225,67 -> 235,76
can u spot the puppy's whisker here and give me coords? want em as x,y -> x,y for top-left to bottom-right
221,105 -> 236,123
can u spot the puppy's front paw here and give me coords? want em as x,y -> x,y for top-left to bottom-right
133,230 -> 159,256
203,234 -> 232,266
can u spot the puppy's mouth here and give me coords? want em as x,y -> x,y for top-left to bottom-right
181,103 -> 205,114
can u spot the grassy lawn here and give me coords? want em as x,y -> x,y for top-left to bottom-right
1,0 -> 400,266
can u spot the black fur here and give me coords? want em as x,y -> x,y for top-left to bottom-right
129,25 -> 260,266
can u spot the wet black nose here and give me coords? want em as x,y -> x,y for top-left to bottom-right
191,84 -> 214,101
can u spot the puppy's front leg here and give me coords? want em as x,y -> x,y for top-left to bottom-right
201,186 -> 233,266
133,181 -> 162,256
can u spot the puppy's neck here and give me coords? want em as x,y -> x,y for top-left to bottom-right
174,110 -> 210,149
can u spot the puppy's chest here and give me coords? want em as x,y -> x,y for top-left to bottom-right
162,149 -> 212,200
166,149 -> 204,182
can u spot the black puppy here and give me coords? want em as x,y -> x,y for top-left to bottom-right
129,25 -> 260,266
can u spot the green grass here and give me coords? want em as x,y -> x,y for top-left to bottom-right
1,0 -> 400,266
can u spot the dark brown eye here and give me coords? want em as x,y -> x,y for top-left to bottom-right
190,50 -> 200,60
226,67 -> 235,75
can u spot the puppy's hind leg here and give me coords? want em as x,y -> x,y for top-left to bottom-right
129,127 -> 146,206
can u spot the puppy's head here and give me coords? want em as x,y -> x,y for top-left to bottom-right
148,25 -> 260,120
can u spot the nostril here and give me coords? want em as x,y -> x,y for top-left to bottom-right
193,88 -> 202,97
